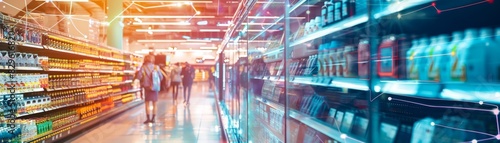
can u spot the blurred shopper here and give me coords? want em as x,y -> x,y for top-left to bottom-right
181,62 -> 195,105
137,55 -> 164,124
208,68 -> 215,90
170,63 -> 182,103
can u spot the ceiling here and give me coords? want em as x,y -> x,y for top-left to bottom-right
0,0 -> 292,55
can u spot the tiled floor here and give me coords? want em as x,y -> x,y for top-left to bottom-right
67,82 -> 223,143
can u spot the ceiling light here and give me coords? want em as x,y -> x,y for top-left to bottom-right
137,40 -> 187,43
199,29 -> 221,32
196,11 -> 201,15
122,15 -> 215,19
187,39 -> 211,42
38,0 -> 89,2
132,1 -> 210,3
180,43 -> 206,45
133,22 -> 190,25
200,47 -> 218,50
136,29 -> 192,32
197,21 -> 208,25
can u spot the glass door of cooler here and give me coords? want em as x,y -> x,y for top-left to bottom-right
281,0 -> 500,143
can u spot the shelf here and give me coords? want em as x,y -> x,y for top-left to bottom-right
292,76 -> 369,91
261,0 -> 434,56
289,109 -> 364,143
17,88 -> 140,118
25,99 -> 143,143
0,66 -> 43,71
46,80 -> 133,92
0,88 -> 44,96
377,80 -> 442,98
47,68 -> 129,74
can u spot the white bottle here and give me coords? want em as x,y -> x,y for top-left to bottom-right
479,28 -> 500,82
413,38 -> 429,80
451,29 -> 483,82
443,32 -> 463,82
407,39 -> 419,79
428,35 -> 449,82
422,37 -> 438,81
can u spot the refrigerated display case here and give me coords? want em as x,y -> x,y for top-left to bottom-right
215,0 -> 500,143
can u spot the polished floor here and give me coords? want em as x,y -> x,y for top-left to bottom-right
67,82 -> 223,143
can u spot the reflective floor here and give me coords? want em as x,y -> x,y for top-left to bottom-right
67,82 -> 223,143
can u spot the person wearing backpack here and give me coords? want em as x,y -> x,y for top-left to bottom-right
137,55 -> 164,124
170,62 -> 182,104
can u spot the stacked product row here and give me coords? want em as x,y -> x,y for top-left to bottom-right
0,73 -> 48,94
48,74 -> 131,89
285,27 -> 500,84
48,58 -> 125,71
0,51 -> 40,68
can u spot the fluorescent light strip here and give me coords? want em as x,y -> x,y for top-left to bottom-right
132,22 -> 190,25
199,29 -> 221,32
137,40 -> 186,43
180,43 -> 207,45
187,39 -> 211,42
200,47 -> 218,49
132,0 -> 212,3
37,0 -> 89,1
136,29 -> 192,32
122,16 -> 215,18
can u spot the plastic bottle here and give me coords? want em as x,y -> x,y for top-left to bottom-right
406,39 -> 419,79
317,44 -> 326,76
427,35 -> 450,82
421,36 -> 438,81
417,38 -> 431,81
322,1 -> 329,27
442,32 -> 462,82
479,28 -> 500,82
450,28 -> 490,83
327,0 -> 334,26
358,39 -> 370,79
343,45 -> 358,77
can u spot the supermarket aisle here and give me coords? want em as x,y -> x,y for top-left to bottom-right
67,82 -> 223,143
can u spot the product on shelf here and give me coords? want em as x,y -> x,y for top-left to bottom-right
408,38 -> 430,80
0,73 -> 48,94
358,39 -> 370,78
427,35 -> 449,82
343,45 -> 358,77
442,31 -> 463,82
377,35 -> 409,79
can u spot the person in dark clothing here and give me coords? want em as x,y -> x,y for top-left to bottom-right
181,62 -> 195,105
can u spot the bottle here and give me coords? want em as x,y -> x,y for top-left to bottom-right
335,45 -> 345,77
479,28 -> 500,82
322,1 -> 329,27
426,35 -> 449,82
327,42 -> 337,77
333,0 -> 342,22
343,45 -> 358,77
327,0 -> 335,25
358,39 -> 370,79
317,44 -> 326,76
450,28 -> 493,83
342,0 -> 355,19
419,36 -> 438,81
415,38 -> 430,81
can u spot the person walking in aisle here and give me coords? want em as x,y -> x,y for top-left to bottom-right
137,55 -> 164,124
170,63 -> 182,104
181,62 -> 195,105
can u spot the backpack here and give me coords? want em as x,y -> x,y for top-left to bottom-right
141,65 -> 162,92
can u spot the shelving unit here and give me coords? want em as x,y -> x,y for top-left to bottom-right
0,13 -> 144,143
221,0 -> 500,142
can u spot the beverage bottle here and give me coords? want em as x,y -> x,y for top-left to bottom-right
377,35 -> 409,79
315,16 -> 322,30
319,44 -> 329,77
479,28 -> 500,82
450,28 -> 496,83
335,45 -> 345,77
322,1 -> 329,27
426,35 -> 450,82
421,36 -> 438,81
341,0 -> 355,19
333,0 -> 342,22
327,0 -> 335,26
358,39 -> 370,79
414,38 -> 430,80
343,45 -> 358,77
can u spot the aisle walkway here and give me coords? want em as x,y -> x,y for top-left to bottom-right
67,82 -> 223,143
